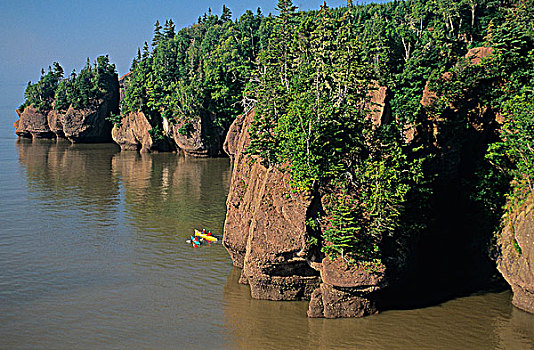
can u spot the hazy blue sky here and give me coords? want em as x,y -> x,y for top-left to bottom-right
0,0 -> 384,108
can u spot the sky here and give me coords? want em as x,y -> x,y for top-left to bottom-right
0,0 -> 385,109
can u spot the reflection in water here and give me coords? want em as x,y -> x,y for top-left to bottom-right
3,137 -> 533,349
223,268 -> 534,349
110,152 -> 232,269
3,139 -> 234,349
497,307 -> 534,349
16,138 -> 121,224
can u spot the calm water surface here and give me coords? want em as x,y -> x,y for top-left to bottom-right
0,111 -> 533,349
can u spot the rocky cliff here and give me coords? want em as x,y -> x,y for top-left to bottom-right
111,111 -> 174,152
14,81 -> 119,143
222,47 -> 531,318
497,193 -> 534,314
223,86 -> 392,317
223,109 -> 321,301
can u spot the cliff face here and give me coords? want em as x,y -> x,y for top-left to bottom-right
111,111 -> 174,152
497,193 -> 534,314
223,109 -> 321,300
14,80 -> 119,143
223,47 -> 527,318
223,89 -> 391,317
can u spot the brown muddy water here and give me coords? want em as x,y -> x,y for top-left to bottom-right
0,117 -> 533,349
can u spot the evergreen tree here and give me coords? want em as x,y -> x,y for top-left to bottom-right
152,20 -> 163,47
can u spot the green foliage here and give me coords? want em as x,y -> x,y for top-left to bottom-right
121,6 -> 266,138
21,56 -> 117,112
426,0 -> 534,249
513,238 -> 523,256
148,125 -> 165,141
177,122 -> 194,136
247,2 -> 427,265
477,0 -> 534,211
106,112 -> 123,126
21,62 -> 64,112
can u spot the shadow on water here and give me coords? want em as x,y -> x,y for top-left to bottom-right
374,116 -> 512,314
223,267 -> 534,349
374,177 -> 511,313
5,136 -> 534,349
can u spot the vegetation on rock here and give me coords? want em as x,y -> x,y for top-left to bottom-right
245,0 -> 533,268
19,56 -> 117,113
120,9 -> 269,140
16,0 -> 533,272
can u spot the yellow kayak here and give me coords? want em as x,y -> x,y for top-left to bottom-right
195,229 -> 218,242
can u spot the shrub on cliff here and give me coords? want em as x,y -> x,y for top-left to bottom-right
246,1 -> 428,267
19,56 -> 118,113
481,0 -> 534,211
121,7 -> 269,135
19,62 -> 64,113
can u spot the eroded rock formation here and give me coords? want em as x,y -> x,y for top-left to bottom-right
14,106 -> 55,139
171,117 -> 222,157
14,81 -> 119,143
62,95 -> 117,143
223,89 -> 391,317
497,193 -> 534,314
111,111 -> 174,152
223,109 -> 321,300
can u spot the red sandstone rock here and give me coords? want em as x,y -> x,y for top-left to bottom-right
320,257 -> 386,291
62,97 -> 114,143
497,192 -> 534,314
111,111 -> 166,152
223,108 -> 321,300
223,107 -> 387,314
307,283 -> 378,318
466,47 -> 494,65
172,118 -> 217,157
223,109 -> 257,267
15,105 -> 54,139
47,109 -> 66,138
14,78 -> 119,143
366,84 -> 390,127
223,111 -> 246,161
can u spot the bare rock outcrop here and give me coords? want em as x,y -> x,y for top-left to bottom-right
307,258 -> 386,318
366,84 -> 391,127
307,282 -> 378,318
497,193 -> 534,314
47,109 -> 66,138
222,112 -> 246,163
171,117 -> 222,157
111,111 -> 174,152
223,109 -> 321,300
14,105 -> 55,139
62,91 -> 118,143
